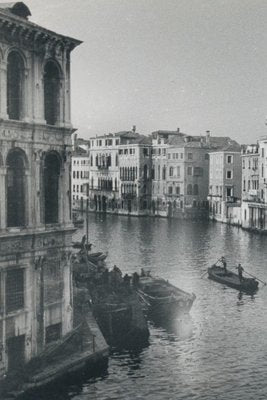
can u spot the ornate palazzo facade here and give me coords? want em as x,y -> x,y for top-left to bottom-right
0,2 -> 81,377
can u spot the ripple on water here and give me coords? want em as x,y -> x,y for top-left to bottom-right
35,215 -> 267,400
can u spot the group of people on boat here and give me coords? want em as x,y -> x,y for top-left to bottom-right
220,256 -> 244,281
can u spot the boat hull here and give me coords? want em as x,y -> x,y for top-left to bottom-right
208,265 -> 258,293
138,276 -> 196,320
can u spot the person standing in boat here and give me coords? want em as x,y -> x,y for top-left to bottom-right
221,256 -> 227,275
237,263 -> 244,282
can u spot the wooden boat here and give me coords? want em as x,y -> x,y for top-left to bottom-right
72,242 -> 92,251
208,264 -> 259,293
137,275 -> 196,320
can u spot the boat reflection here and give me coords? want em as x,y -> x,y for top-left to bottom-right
150,314 -> 194,341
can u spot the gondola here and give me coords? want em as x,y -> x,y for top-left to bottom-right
208,264 -> 259,293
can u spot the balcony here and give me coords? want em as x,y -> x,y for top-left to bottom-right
121,193 -> 136,199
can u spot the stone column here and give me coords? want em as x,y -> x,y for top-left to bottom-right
25,170 -> 33,227
23,67 -> 31,123
0,61 -> 8,119
61,252 -> 73,335
0,167 -> 7,230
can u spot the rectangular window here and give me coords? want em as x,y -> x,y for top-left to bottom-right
227,155 -> 233,164
193,167 -> 203,176
177,166 -> 180,177
77,171 -> 79,179
168,154 -> 171,159
80,185 -> 83,192
116,139 -> 119,145
188,153 -> 193,160
172,153 -> 175,159
73,185 -> 75,192
187,166 -> 192,175
242,159 -> 245,169
163,149 -> 166,156
262,148 -> 264,157
226,170 -> 232,179
176,186 -> 180,195
226,187 -> 232,197
158,148 -> 161,155
6,269 -> 24,313
181,153 -> 183,159
168,186 -> 173,194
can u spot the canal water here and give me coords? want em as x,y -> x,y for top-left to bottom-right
36,215 -> 267,400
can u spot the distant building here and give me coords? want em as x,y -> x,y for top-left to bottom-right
71,135 -> 90,210
151,129 -> 185,216
208,140 -> 242,223
88,127 -> 152,215
0,2 -> 80,377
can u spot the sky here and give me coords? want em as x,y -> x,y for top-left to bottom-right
24,0 -> 267,143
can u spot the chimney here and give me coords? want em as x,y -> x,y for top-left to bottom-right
74,133 -> 78,149
132,125 -> 136,133
206,130 -> 210,144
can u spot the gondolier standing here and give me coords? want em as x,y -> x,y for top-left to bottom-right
237,263 -> 244,282
221,256 -> 227,275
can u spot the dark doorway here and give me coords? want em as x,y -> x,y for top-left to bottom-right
102,196 -> 107,213
7,335 -> 25,372
44,153 -> 60,224
7,149 -> 26,227
128,199 -> 132,213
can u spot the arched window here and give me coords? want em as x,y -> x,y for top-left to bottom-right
187,184 -> 192,195
162,165 -> 166,180
193,184 -> 199,195
44,153 -> 60,223
7,52 -> 24,120
7,149 -> 27,227
44,61 -> 60,125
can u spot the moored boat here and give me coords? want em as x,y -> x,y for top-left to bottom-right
137,274 -> 196,320
208,264 -> 259,293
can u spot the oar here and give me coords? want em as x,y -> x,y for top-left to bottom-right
200,270 -> 208,279
243,270 -> 267,286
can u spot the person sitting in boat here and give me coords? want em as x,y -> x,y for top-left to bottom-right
221,256 -> 227,275
237,263 -> 244,282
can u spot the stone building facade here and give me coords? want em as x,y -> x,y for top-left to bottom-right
72,143 -> 90,211
87,128 -> 152,215
208,142 -> 242,223
0,2 -> 80,377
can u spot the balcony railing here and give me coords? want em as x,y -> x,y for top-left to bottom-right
121,193 -> 136,199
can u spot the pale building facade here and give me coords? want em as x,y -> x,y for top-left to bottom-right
88,128 -> 152,215
240,144 -> 262,230
72,147 -> 90,211
208,143 -> 242,223
0,2 -> 80,377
